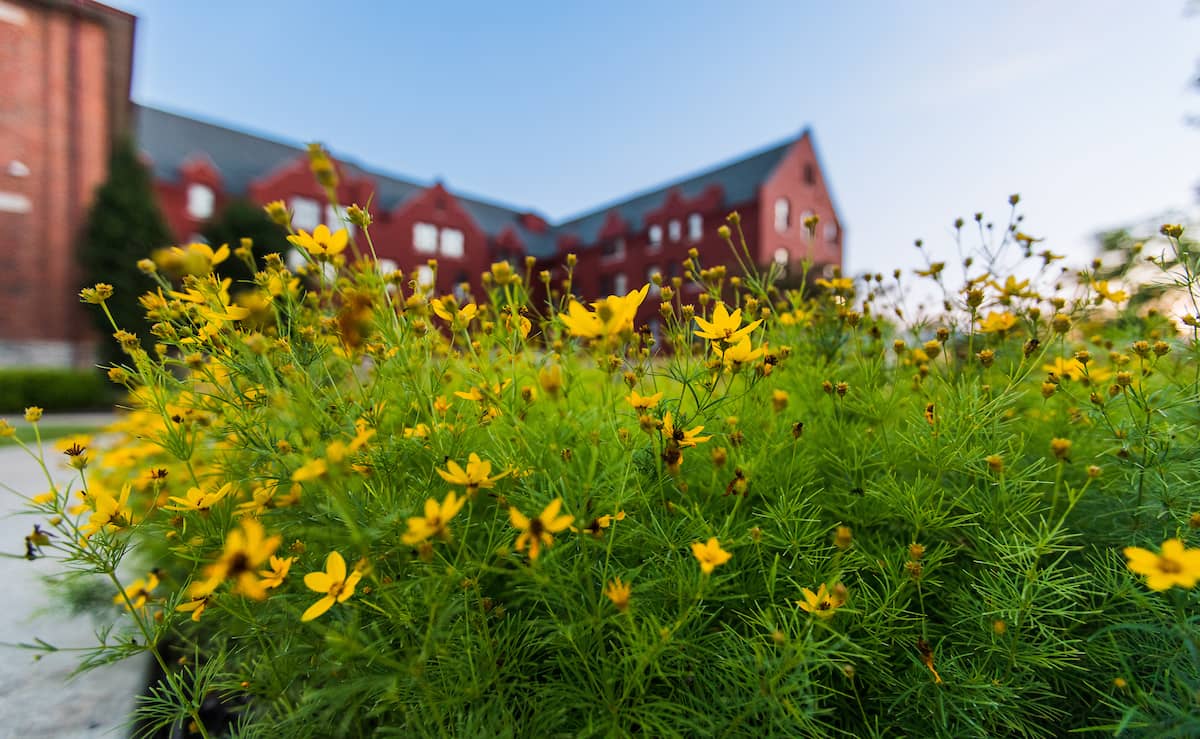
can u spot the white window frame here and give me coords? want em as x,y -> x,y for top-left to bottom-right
187,183 -> 214,220
687,213 -> 702,242
774,198 -> 790,234
292,196 -> 320,231
416,264 -> 435,289
413,222 -> 438,254
613,272 -> 628,296
668,219 -> 682,243
439,228 -> 465,259
648,224 -> 663,249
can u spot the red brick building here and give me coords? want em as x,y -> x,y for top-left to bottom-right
0,0 -> 843,366
0,0 -> 134,365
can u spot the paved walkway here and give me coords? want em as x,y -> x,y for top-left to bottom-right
0,411 -> 119,428
0,443 -> 147,738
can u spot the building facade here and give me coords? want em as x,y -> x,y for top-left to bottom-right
0,0 -> 135,366
0,0 -> 843,366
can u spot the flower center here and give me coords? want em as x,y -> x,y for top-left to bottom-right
227,552 -> 251,576
329,581 -> 345,598
529,518 -> 545,537
1158,556 -> 1183,574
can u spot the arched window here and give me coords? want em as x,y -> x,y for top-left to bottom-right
187,184 -> 214,220
668,219 -> 682,242
687,213 -> 702,241
774,198 -> 790,234
648,224 -> 663,248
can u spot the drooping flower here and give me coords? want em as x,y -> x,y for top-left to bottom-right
691,537 -> 732,574
286,224 -> 349,260
175,595 -> 211,622
437,453 -> 508,495
302,551 -> 363,621
693,303 -> 762,344
797,583 -> 845,619
1124,539 -> 1200,591
402,491 -> 467,545
509,498 -> 574,561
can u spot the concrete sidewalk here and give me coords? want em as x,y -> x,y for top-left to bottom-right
0,411 -> 119,429
0,444 -> 147,738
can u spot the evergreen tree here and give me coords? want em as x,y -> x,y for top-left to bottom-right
77,137 -> 173,365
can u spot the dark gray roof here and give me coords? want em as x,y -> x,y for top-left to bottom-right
554,138 -> 795,246
133,104 -> 796,260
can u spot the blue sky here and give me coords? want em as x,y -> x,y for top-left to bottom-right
107,1 -> 1198,275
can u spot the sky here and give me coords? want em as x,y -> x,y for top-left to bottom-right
105,0 -> 1199,276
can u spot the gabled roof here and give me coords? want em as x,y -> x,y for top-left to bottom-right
134,105 -> 553,252
553,137 -> 796,246
133,105 -> 799,260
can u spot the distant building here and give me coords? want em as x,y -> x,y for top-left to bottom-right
0,0 -> 843,366
0,0 -> 135,366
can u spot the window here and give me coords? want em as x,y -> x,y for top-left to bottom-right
413,222 -> 438,253
803,163 -> 815,185
774,198 -> 790,234
286,248 -> 307,272
601,238 -> 625,261
453,271 -> 469,302
668,219 -> 681,243
646,265 -> 662,295
440,228 -> 465,258
377,258 -> 399,276
825,223 -> 839,242
187,184 -> 214,220
292,197 -> 320,231
648,224 -> 663,247
773,248 -> 789,265
687,213 -> 702,242
613,272 -> 628,295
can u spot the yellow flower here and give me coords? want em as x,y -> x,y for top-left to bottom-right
430,297 -> 479,326
573,511 -> 627,537
714,336 -> 765,369
662,411 -> 711,449
1092,280 -> 1128,304
287,224 -> 349,260
605,577 -> 632,612
24,406 -> 43,423
160,242 -> 230,276
81,484 -> 134,538
163,482 -> 234,513
259,555 -> 295,590
302,551 -> 363,621
1124,539 -> 1200,591
559,285 -> 649,339
626,390 -> 663,411
693,302 -> 762,344
509,498 -> 574,561
114,572 -> 159,612
292,458 -> 329,482
437,453 -> 508,494
175,595 -> 211,622
814,277 -> 854,291
797,583 -> 845,618
977,311 -> 1017,334
402,491 -> 467,545
691,537 -> 732,574
190,518 -> 280,601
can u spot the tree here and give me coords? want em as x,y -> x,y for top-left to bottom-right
77,137 -> 173,365
199,198 -> 290,289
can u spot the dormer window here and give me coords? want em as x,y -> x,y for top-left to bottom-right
648,225 -> 663,247
668,219 -> 681,242
601,238 -> 626,261
774,198 -> 790,234
292,197 -> 320,231
413,222 -> 438,253
440,228 -> 465,258
187,184 -> 214,220
687,213 -> 702,242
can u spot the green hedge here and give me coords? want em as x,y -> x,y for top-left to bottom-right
0,368 -> 114,413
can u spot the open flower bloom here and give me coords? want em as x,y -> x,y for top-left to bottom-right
163,482 -> 234,513
81,484 -> 134,538
1124,539 -> 1200,591
259,555 -> 295,590
402,491 -> 467,545
509,498 -> 574,561
797,583 -> 846,618
691,537 -> 732,574
559,285 -> 649,339
605,577 -> 632,612
694,302 -> 761,344
190,518 -> 281,601
430,297 -> 479,325
287,224 -> 349,260
626,390 -> 662,411
662,412 -> 711,449
977,311 -> 1017,334
714,336 -> 765,369
302,551 -> 363,621
437,453 -> 508,494
292,458 -> 329,482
